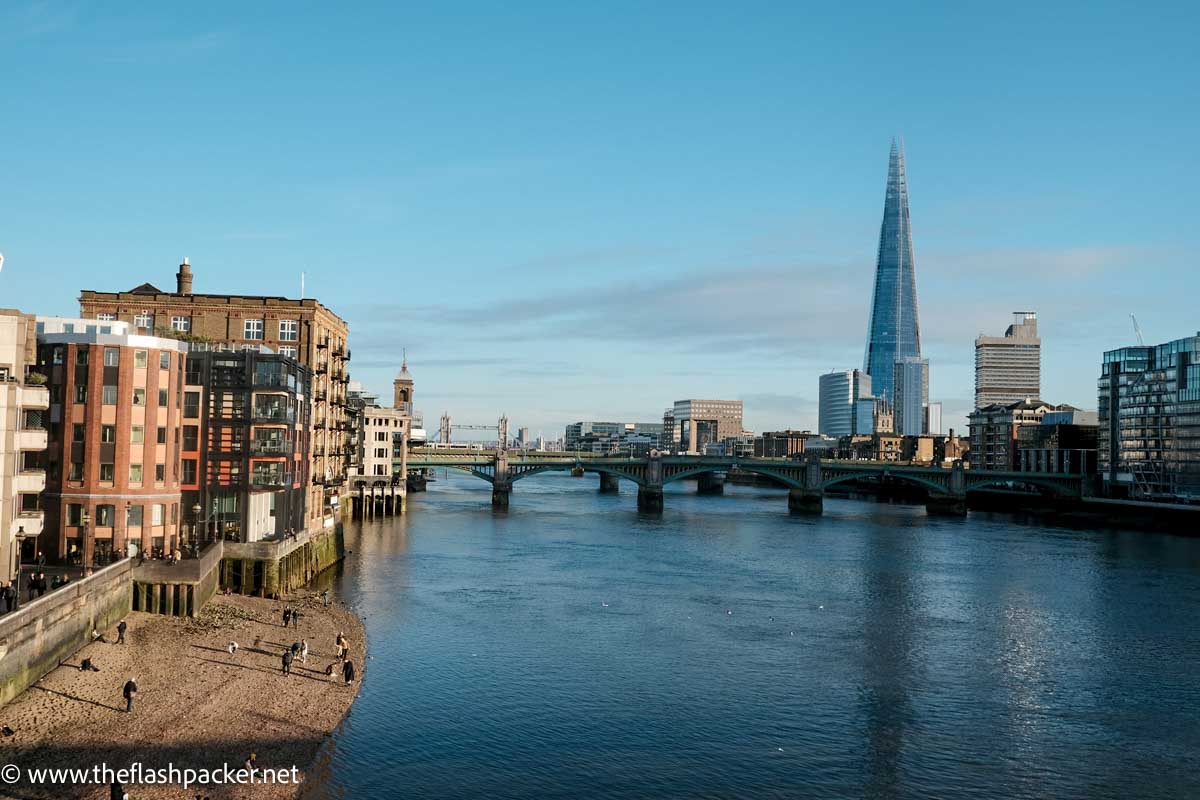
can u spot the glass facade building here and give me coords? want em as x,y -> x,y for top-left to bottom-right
1098,334 -> 1200,499
863,140 -> 922,401
818,369 -> 874,437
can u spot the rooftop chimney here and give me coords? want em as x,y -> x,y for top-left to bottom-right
176,257 -> 193,295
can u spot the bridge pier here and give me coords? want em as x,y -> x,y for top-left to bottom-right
492,482 -> 511,511
925,494 -> 967,516
788,488 -> 823,514
637,486 -> 664,513
599,473 -> 620,493
697,472 -> 725,495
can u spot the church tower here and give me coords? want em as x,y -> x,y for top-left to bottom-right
393,353 -> 414,412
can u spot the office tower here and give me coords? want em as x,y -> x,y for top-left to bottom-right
818,369 -> 874,437
893,357 -> 929,436
672,399 -> 744,454
1099,333 -> 1200,498
863,140 -> 922,401
975,312 -> 1041,408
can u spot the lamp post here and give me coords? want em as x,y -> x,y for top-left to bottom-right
80,510 -> 92,574
191,502 -> 202,557
13,525 -> 30,608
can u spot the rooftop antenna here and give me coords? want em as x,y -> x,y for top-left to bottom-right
300,271 -> 306,299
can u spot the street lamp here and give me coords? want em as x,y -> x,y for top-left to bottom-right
191,502 -> 202,557
13,525 -> 30,608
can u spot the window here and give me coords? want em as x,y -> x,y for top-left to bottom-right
127,505 -> 143,526
52,346 -> 64,365
97,313 -> 116,322
279,346 -> 298,359
183,425 -> 199,450
101,385 -> 117,405
157,426 -> 167,444
101,425 -> 115,443
279,319 -> 299,341
76,348 -> 89,365
182,459 -> 198,483
96,504 -> 114,526
131,425 -> 144,444
69,462 -> 84,480
244,319 -> 264,340
184,391 -> 200,417
133,388 -> 146,406
103,347 -> 120,367
152,504 -> 164,526
129,463 -> 143,483
159,352 -> 170,370
75,384 -> 87,404
99,463 -> 114,482
158,388 -> 168,406
375,447 -> 388,458
135,312 -> 154,330
134,350 -> 148,369
171,316 -> 191,332
68,504 -> 83,526
73,423 -> 86,443
155,464 -> 165,482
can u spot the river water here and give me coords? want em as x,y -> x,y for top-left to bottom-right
309,471 -> 1200,799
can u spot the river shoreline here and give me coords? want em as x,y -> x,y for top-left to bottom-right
0,592 -> 366,800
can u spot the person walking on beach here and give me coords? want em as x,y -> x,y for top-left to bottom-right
243,753 -> 257,775
300,639 -> 309,665
116,619 -> 127,645
322,589 -> 330,608
123,677 -> 138,713
342,659 -> 355,686
282,607 -> 292,628
281,649 -> 293,677
292,609 -> 301,629
335,632 -> 347,660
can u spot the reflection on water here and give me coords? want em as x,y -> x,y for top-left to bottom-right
307,471 -> 1200,799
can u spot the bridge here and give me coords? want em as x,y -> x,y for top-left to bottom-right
405,449 -> 1090,515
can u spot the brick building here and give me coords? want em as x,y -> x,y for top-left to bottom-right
36,318 -> 187,566
78,260 -> 349,531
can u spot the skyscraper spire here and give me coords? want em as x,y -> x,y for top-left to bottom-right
863,138 -> 922,400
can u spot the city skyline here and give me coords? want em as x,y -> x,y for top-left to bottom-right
2,3 -> 1199,436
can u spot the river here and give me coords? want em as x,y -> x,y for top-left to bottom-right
307,470 -> 1200,799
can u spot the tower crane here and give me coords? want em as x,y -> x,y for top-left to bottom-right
1130,314 -> 1145,346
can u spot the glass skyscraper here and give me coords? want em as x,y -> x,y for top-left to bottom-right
863,140 -> 922,401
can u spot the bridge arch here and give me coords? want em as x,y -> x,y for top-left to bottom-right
819,471 -> 952,497
964,475 -> 1082,498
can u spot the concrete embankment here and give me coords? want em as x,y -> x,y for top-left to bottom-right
222,524 -> 346,597
0,593 -> 366,800
0,560 -> 132,708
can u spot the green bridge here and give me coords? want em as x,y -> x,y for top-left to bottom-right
406,448 -> 1090,515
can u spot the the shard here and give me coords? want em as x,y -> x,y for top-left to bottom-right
862,139 -> 922,401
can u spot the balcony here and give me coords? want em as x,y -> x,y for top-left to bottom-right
252,405 -> 294,424
314,390 -> 327,403
18,429 -> 48,451
11,511 -> 44,537
18,384 -> 50,410
16,471 -> 45,494
317,337 -> 329,349
250,441 -> 289,456
250,471 -> 291,489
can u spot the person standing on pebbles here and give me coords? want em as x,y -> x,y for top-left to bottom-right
282,607 -> 291,628
122,677 -> 138,713
116,619 -> 127,644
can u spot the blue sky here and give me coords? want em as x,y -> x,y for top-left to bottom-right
2,1 -> 1198,438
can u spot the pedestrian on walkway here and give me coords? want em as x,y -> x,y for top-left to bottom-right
342,659 -> 355,686
116,619 -> 127,644
122,677 -> 138,712
36,573 -> 46,598
282,607 -> 292,628
281,649 -> 293,676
